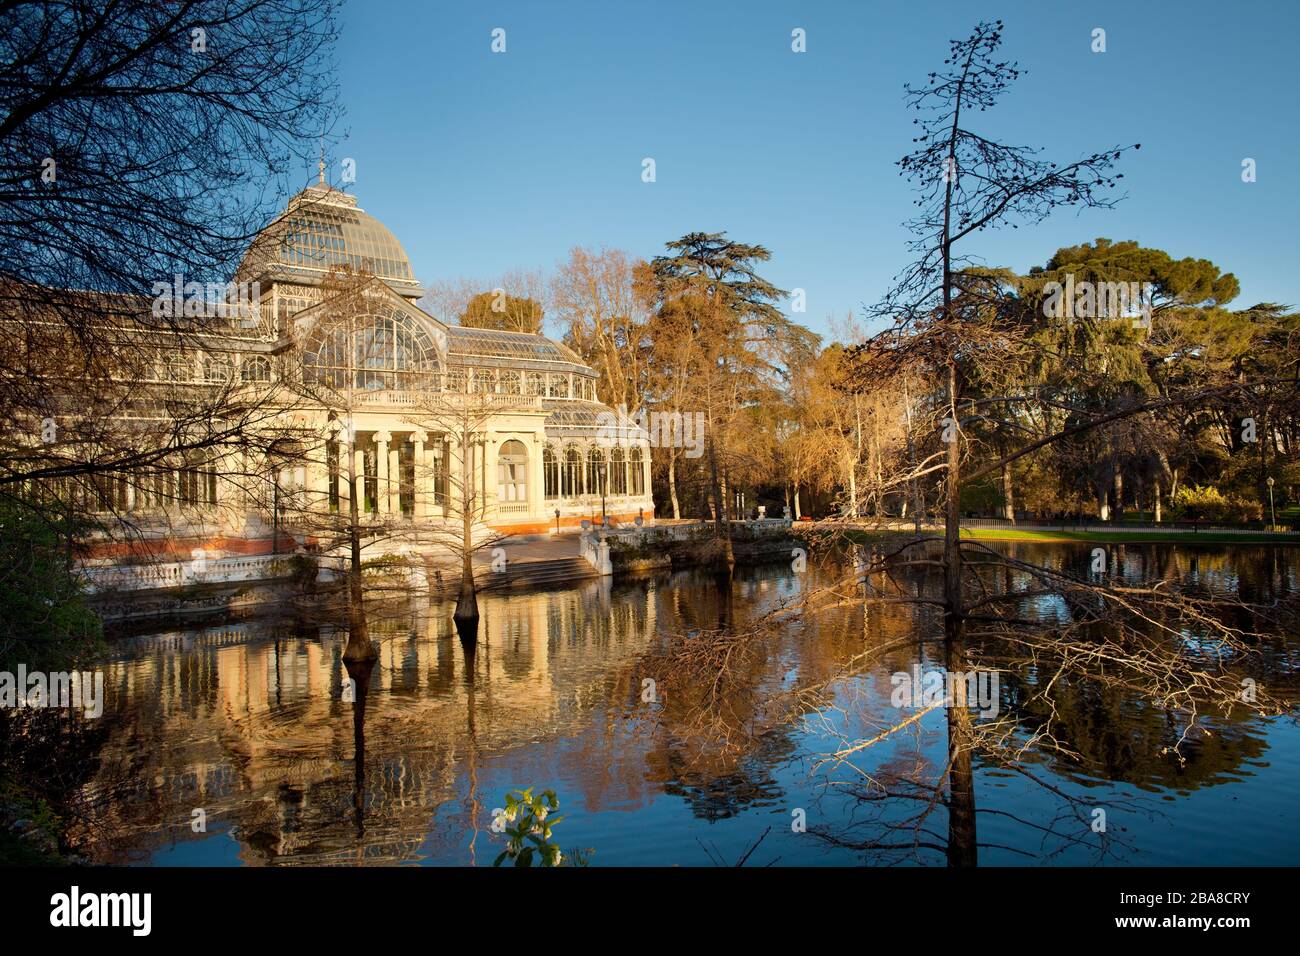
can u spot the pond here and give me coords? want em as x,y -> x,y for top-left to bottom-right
66,542 -> 1300,866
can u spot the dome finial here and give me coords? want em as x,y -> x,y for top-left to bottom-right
318,137 -> 326,185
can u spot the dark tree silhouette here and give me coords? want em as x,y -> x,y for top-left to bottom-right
800,21 -> 1298,866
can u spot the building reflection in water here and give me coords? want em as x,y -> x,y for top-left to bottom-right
67,544 -> 1294,866
77,576 -> 668,865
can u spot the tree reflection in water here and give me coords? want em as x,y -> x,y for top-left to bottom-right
789,540 -> 1298,865
40,543 -> 1300,866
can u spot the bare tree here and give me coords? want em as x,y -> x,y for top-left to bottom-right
1,0 -> 340,436
771,21 -> 1299,866
1,0 -> 339,301
407,388 -> 508,632
420,269 -> 548,333
551,247 -> 651,413
0,0 -> 341,659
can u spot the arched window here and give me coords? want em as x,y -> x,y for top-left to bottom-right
543,445 -> 559,499
165,352 -> 193,382
240,355 -> 272,382
473,369 -> 496,394
586,447 -> 606,496
563,446 -> 582,497
500,371 -> 521,394
204,357 -> 231,383
610,447 -> 627,495
302,305 -> 438,390
630,446 -> 645,495
497,439 -> 528,503
527,372 -> 546,397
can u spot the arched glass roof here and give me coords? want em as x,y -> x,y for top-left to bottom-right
448,326 -> 589,371
544,400 -> 649,439
301,303 -> 439,391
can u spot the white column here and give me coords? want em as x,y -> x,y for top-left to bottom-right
410,431 -> 426,519
530,433 -> 545,519
337,438 -> 349,511
480,439 -> 488,507
354,445 -> 367,516
327,424 -> 346,512
448,439 -> 463,520
431,437 -> 445,517
485,438 -> 498,521
388,443 -> 400,516
375,431 -> 391,515
644,442 -> 655,502
472,439 -> 483,516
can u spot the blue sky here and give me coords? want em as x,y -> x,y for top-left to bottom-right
320,0 -> 1299,341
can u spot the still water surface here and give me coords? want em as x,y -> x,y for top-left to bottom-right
78,542 -> 1300,866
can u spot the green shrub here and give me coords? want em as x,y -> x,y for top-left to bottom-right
0,502 -> 102,672
1167,485 -> 1263,523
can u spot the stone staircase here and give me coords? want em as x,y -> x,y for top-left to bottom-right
476,555 -> 599,592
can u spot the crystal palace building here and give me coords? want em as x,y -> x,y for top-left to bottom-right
73,175 -> 654,570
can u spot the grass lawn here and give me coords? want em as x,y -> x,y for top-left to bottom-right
823,527 -> 1300,547
958,527 -> 1300,546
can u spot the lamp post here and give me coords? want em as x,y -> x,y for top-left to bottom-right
1266,476 -> 1276,529
555,508 -> 560,535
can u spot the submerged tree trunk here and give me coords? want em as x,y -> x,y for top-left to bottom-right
454,437 -> 479,627
707,437 -> 734,566
943,355 -> 977,867
904,379 -> 921,533
945,619 -> 978,867
939,75 -> 976,856
344,463 -> 372,661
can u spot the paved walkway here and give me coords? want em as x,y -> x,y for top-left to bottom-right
418,532 -> 583,573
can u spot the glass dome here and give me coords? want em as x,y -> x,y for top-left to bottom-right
238,183 -> 423,297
